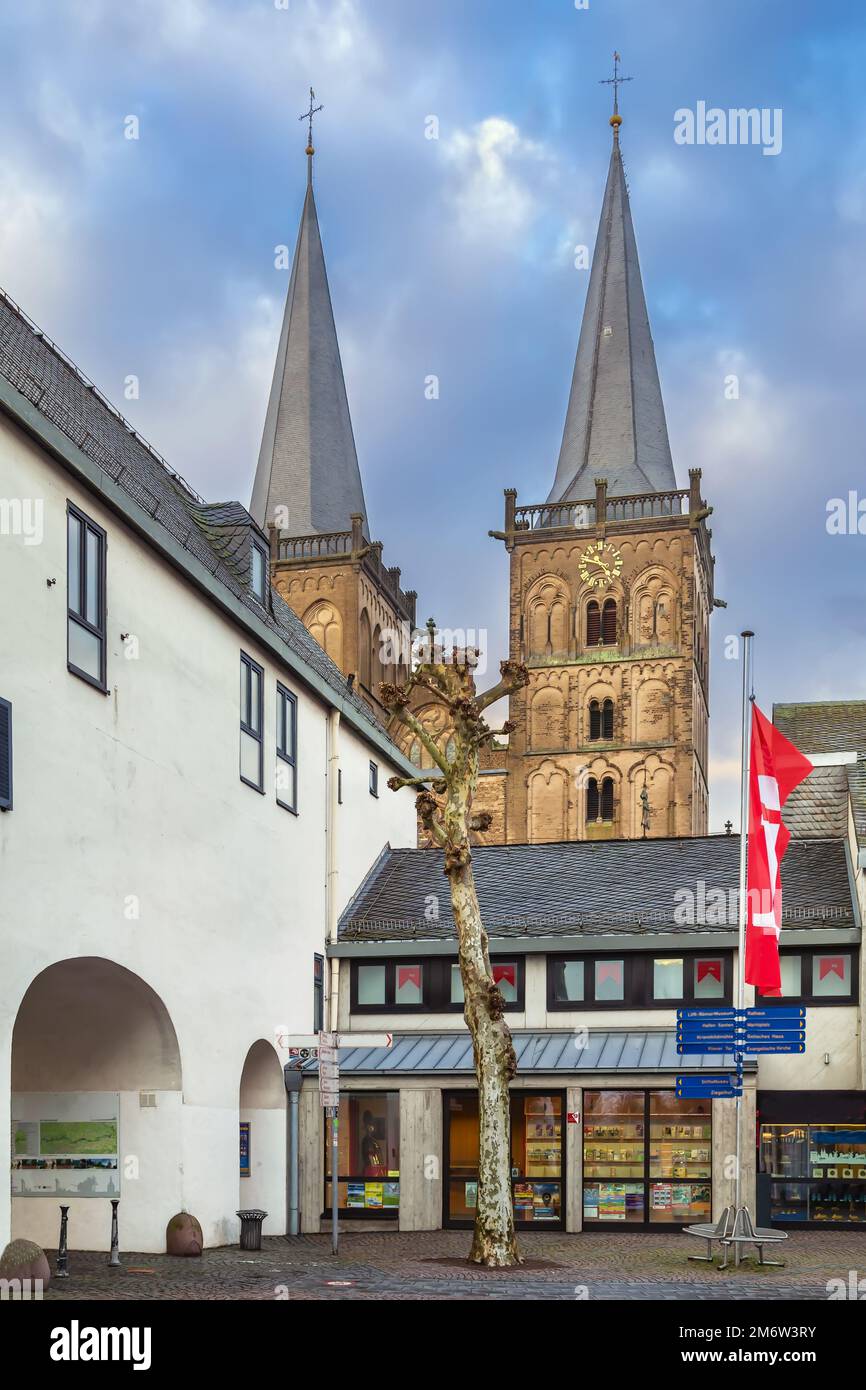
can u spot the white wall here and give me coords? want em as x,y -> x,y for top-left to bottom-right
0,415 -> 417,1251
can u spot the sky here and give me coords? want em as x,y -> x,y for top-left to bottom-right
1,0 -> 865,831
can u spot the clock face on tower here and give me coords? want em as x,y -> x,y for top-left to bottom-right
579,539 -> 624,589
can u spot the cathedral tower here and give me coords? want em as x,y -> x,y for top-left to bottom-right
250,115 -> 416,715
478,99 -> 715,844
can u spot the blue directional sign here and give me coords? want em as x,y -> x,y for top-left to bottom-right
677,1009 -> 737,1022
676,1075 -> 742,1098
742,1042 -> 806,1055
747,1007 -> 805,1020
743,1030 -> 806,1043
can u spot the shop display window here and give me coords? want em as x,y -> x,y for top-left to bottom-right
584,1090 -> 713,1225
354,957 -> 523,1012
763,949 -> 857,1005
778,955 -> 802,997
395,964 -> 423,1006
444,1091 -> 563,1226
547,951 -> 733,1010
551,959 -> 585,1003
324,1092 -> 400,1216
760,1121 -> 866,1225
356,964 -> 386,1006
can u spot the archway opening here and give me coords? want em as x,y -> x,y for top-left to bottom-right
11,956 -> 182,1253
239,1040 -> 286,1235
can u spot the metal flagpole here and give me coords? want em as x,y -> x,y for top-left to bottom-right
734,630 -> 754,1221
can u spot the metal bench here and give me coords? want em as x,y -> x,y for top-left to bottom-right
682,1205 -> 734,1262
718,1205 -> 787,1269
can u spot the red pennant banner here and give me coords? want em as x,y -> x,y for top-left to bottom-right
397,966 -> 421,991
493,964 -> 516,988
818,957 -> 846,982
696,960 -> 721,983
745,704 -> 812,997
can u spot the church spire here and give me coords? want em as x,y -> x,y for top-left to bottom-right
547,59 -> 677,503
250,93 -> 369,537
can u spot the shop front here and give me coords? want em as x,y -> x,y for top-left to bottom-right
758,1091 -> 866,1228
582,1089 -> 712,1226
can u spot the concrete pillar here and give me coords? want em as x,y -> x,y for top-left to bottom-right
399,1088 -> 442,1231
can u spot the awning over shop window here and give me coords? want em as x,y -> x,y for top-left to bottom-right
302,1031 -> 748,1076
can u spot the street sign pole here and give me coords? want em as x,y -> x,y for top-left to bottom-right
330,1105 -> 339,1257
734,630 -> 754,1221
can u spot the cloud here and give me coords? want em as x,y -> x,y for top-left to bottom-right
442,116 -> 553,246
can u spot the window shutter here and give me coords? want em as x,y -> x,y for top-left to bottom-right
586,602 -> 600,645
0,698 -> 11,810
602,599 -> 617,644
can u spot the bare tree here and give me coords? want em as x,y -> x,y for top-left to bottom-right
380,627 -> 529,1267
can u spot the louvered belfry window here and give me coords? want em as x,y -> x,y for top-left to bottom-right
586,777 -> 599,821
0,698 -> 11,810
601,776 -> 614,821
601,599 -> 617,645
602,698 -> 614,740
589,700 -> 601,740
586,601 -> 601,645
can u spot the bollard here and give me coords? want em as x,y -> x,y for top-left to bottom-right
108,1198 -> 121,1268
56,1205 -> 70,1278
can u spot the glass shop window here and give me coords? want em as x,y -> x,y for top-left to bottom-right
324,1093 -> 400,1215
552,959 -> 585,1004
812,954 -> 851,998
694,957 -> 724,999
395,963 -> 423,1006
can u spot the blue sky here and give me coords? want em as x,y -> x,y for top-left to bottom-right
2,0 -> 865,830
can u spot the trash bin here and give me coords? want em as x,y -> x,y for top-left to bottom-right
236,1209 -> 268,1251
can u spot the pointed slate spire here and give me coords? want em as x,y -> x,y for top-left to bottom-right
547,117 -> 677,503
250,130 -> 368,536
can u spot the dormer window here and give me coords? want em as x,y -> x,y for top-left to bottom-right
250,541 -> 267,601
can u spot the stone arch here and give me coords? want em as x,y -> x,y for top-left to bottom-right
398,702 -> 452,769
11,957 -> 182,1253
630,756 -> 677,837
633,675 -> 674,742
630,566 -> 678,647
527,760 -> 569,843
304,599 -> 343,669
529,685 -> 566,751
581,762 -> 621,839
358,609 -> 372,689
239,1039 -> 287,1235
525,576 -> 571,658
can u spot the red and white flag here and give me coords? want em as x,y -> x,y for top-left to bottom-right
745,704 -> 813,996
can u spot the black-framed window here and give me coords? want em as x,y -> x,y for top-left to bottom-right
760,948 -> 859,1006
239,652 -> 264,792
276,682 -> 297,812
369,760 -> 379,797
444,1090 -> 565,1228
589,698 -> 614,741
351,957 -> 524,1013
67,503 -> 107,690
250,540 -> 268,602
313,954 -> 325,1032
547,951 -> 733,1010
0,697 -> 11,811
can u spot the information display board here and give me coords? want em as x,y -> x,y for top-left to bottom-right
11,1092 -> 119,1198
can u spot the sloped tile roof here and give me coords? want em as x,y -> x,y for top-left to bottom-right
784,764 -> 850,839
339,834 -> 855,940
774,701 -> 866,848
0,288 -> 387,736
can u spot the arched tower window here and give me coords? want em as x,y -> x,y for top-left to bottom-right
602,698 -> 614,740
586,601 -> 600,645
589,700 -> 601,741
586,776 -> 614,823
589,698 -> 615,741
602,599 -> 617,645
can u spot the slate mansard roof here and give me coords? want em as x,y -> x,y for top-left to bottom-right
775,701 -> 866,849
338,834 -> 857,943
0,287 -> 402,753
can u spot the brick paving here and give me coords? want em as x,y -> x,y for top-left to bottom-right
38,1228 -> 866,1300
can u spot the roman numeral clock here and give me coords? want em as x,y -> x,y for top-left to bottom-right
578,539 -> 624,589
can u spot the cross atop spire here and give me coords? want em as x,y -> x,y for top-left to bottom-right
299,86 -> 323,184
599,51 -> 632,136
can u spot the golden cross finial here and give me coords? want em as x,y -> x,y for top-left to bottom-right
599,51 -> 632,129
299,86 -> 323,154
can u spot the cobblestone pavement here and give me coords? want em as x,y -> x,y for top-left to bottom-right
39,1228 -> 866,1300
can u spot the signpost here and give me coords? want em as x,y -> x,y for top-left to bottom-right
277,1030 -> 393,1255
